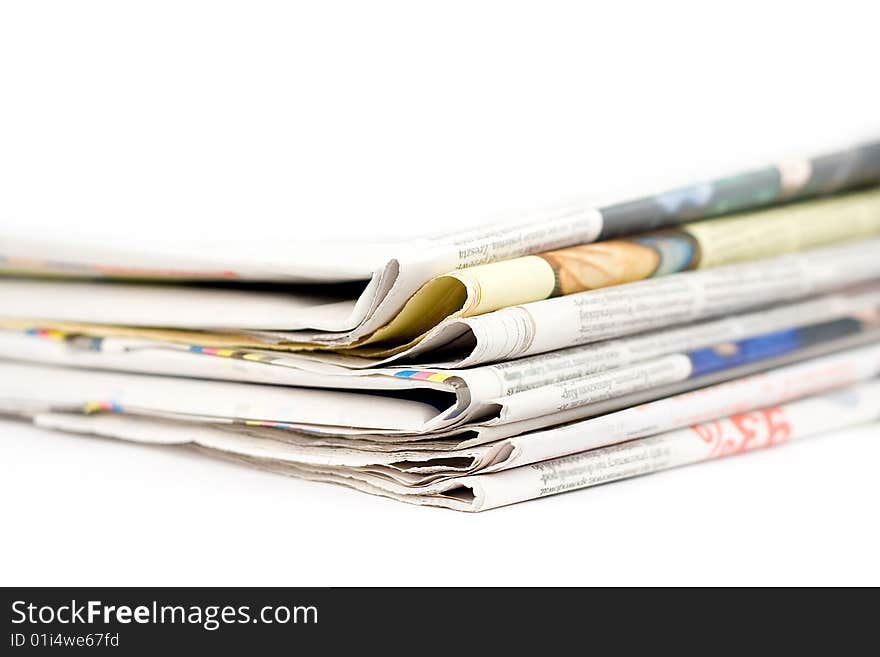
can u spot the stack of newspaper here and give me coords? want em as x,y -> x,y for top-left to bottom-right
3,139 -> 880,511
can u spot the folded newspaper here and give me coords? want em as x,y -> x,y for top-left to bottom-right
4,345 -> 880,510
2,140 -> 880,353
2,138 -> 879,510
2,286 -> 880,436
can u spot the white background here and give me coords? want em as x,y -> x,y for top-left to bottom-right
1,1 -> 878,585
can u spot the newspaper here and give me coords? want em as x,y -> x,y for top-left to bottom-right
2,286 -> 876,407
9,354 -> 880,511
2,308 -> 879,449
1,140 -> 879,343
436,380 -> 880,511
327,188 -> 880,353
4,237 -> 880,369
2,290 -> 878,436
390,237 -> 880,366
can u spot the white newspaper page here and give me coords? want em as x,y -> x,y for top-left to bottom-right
2,287 -> 879,435
4,342 -> 880,496
401,237 -> 880,366
443,379 -> 880,511
0,203 -> 603,336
